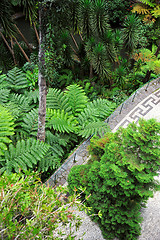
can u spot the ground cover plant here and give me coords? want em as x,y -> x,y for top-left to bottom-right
68,119 -> 160,240
0,171 -> 88,239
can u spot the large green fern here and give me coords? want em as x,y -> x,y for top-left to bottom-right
0,138 -> 50,173
6,67 -> 28,91
78,99 -> 115,125
47,109 -> 78,133
79,121 -> 110,138
46,88 -> 71,114
0,89 -> 10,104
21,108 -> 38,136
64,84 -> 88,117
0,105 -> 14,156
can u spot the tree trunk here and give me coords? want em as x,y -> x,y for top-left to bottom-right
37,1 -> 47,142
14,24 -> 32,52
33,21 -> 40,45
10,38 -> 17,65
89,64 -> 93,79
14,37 -> 31,63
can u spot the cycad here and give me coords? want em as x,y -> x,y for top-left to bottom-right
0,105 -> 14,156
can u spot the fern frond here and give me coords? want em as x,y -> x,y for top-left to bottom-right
26,89 -> 39,105
64,84 -> 88,117
0,72 -> 8,89
0,105 -> 14,156
6,67 -> 28,91
0,89 -> 10,104
21,108 -> 38,136
5,101 -> 21,120
1,138 -> 50,173
46,88 -> 71,114
47,109 -> 78,133
38,149 -> 61,172
79,121 -> 110,138
78,99 -> 115,125
132,4 -> 151,14
9,93 -> 32,113
151,5 -> 160,17
133,49 -> 156,62
153,60 -> 160,74
45,131 -> 64,157
140,0 -> 155,7
86,99 -> 115,119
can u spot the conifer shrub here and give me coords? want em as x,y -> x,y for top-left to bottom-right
68,119 -> 160,240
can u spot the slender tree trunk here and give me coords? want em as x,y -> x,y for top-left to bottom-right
70,33 -> 79,50
89,64 -> 93,79
10,38 -> 17,65
33,21 -> 40,44
0,31 -> 18,65
0,31 -> 13,54
14,37 -> 31,63
143,42 -> 160,83
14,24 -> 32,52
37,2 -> 47,142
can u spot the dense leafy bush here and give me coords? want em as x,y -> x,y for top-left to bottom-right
68,119 -> 160,240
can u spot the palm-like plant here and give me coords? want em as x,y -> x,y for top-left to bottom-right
122,14 -> 146,58
78,0 -> 93,39
91,0 -> 110,37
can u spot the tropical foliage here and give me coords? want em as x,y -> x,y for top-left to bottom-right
0,68 -> 115,175
0,171 -> 87,239
68,119 -> 160,240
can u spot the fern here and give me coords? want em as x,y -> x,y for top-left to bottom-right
79,121 -> 110,138
132,4 -> 151,15
0,105 -> 14,156
21,108 -> 38,136
46,88 -> 71,114
151,5 -> 160,17
9,93 -> 32,113
0,72 -> 9,89
0,89 -> 10,104
0,138 -> 50,173
26,89 -> 39,105
140,0 -> 155,7
47,109 -> 78,133
6,67 -> 28,91
64,84 -> 88,117
78,99 -> 115,125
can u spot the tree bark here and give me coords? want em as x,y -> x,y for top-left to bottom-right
10,37 -> 17,65
14,24 -> 32,52
14,37 -> 31,63
37,1 -> 47,142
33,21 -> 40,45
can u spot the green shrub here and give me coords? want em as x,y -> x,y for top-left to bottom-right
68,119 -> 160,240
0,171 -> 86,239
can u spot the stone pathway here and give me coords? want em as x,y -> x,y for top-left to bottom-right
46,78 -> 160,240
